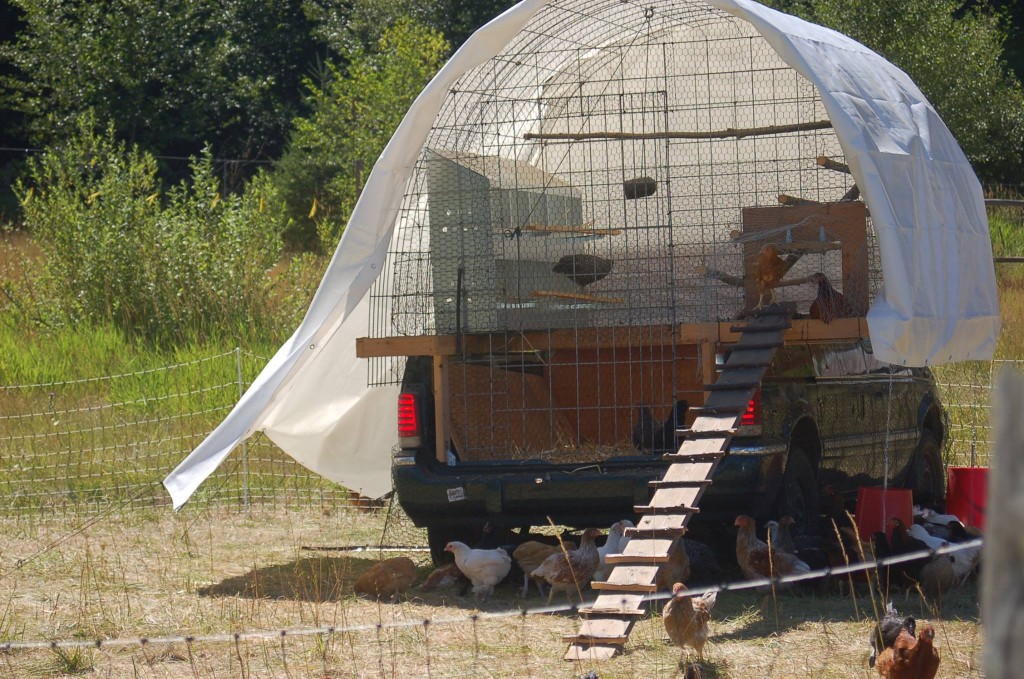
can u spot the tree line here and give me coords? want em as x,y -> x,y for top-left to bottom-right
0,0 -> 1021,346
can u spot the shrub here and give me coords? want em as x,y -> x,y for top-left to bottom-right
15,113 -> 282,344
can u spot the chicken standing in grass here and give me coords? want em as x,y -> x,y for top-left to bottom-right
874,624 -> 940,679
868,601 -> 915,668
512,539 -> 576,598
445,541 -> 512,601
354,557 -> 418,599
734,514 -> 810,589
764,516 -> 797,555
663,582 -> 717,660
531,528 -> 601,604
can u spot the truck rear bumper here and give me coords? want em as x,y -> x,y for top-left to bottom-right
393,444 -> 785,530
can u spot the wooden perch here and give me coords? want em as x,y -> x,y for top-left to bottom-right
840,184 -> 860,201
778,194 -> 822,207
525,120 -> 833,142
530,290 -> 624,304
697,266 -> 744,288
816,155 -> 851,174
523,222 -> 622,237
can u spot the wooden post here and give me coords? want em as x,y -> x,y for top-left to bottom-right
982,368 -> 1024,677
700,340 -> 717,399
433,356 -> 450,463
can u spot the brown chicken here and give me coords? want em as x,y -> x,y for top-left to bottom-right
735,515 -> 811,589
421,562 -> 470,593
513,540 -> 575,598
354,557 -> 418,599
875,624 -> 940,679
663,582 -> 717,660
809,272 -> 853,324
752,244 -> 800,308
655,536 -> 692,592
530,528 -> 601,604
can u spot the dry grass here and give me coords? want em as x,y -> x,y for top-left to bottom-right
0,506 -> 983,678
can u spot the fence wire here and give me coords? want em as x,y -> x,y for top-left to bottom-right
0,348 -> 350,515
0,348 -> 1008,518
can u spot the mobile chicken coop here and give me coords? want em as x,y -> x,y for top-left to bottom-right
165,0 -> 999,659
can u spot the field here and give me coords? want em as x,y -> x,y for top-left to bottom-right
0,506 -> 984,679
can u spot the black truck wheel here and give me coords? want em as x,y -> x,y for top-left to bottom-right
773,447 -> 820,536
907,431 -> 944,508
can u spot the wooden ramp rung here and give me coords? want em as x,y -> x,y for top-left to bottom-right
578,606 -> 646,617
564,644 -> 619,661
563,308 -> 794,661
648,478 -> 712,489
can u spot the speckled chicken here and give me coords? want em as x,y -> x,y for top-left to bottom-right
445,541 -> 512,601
663,582 -> 717,660
735,515 -> 810,588
512,539 -> 576,597
531,528 -> 601,604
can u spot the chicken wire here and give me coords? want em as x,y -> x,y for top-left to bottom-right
368,0 -> 881,464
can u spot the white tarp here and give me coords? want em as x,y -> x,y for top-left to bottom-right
163,0 -> 999,509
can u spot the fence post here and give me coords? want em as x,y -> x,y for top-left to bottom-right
236,347 -> 250,511
982,368 -> 1024,677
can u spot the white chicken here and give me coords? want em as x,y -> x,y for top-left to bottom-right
444,541 -> 512,601
592,519 -> 633,582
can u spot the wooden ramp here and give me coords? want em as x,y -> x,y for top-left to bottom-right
563,307 -> 795,661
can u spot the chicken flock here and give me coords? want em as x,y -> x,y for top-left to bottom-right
351,507 -> 980,675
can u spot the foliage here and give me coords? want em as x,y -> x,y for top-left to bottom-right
768,0 -> 1024,182
14,113 -> 282,344
271,19 -> 449,250
0,0 -> 324,185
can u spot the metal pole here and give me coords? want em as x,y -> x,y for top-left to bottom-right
236,347 -> 249,511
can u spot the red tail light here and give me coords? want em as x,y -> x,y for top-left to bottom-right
398,392 -> 421,441
740,389 -> 762,427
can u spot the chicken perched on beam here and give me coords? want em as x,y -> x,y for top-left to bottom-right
752,244 -> 802,308
808,272 -> 853,324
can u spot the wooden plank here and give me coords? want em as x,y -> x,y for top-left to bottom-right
728,338 -> 785,350
725,348 -> 776,368
647,486 -> 701,508
629,514 -> 689,535
578,606 -> 646,617
570,618 -> 632,640
591,565 -> 660,592
564,633 -> 630,645
649,478 -> 712,490
675,438 -> 729,455
359,316 -> 867,359
661,461 -> 716,482
710,367 -> 765,387
606,537 -> 676,563
433,356 -> 450,464
704,389 -> 756,410
592,593 -> 646,610
688,404 -> 746,416
662,452 -> 726,464
564,644 -> 619,661
690,414 -> 741,433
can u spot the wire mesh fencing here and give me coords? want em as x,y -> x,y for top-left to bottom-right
0,348 -> 352,516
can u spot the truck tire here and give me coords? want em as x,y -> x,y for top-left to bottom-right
907,431 -> 944,508
427,526 -> 459,565
773,447 -> 820,536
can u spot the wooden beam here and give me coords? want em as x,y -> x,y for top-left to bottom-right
525,119 -> 833,142
356,317 -> 869,358
432,357 -> 450,463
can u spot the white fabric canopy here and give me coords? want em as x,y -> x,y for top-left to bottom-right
163,0 -> 998,509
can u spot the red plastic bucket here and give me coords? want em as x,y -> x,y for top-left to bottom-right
946,466 -> 988,531
855,487 -> 914,541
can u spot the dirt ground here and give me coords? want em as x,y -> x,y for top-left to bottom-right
0,506 -> 984,678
